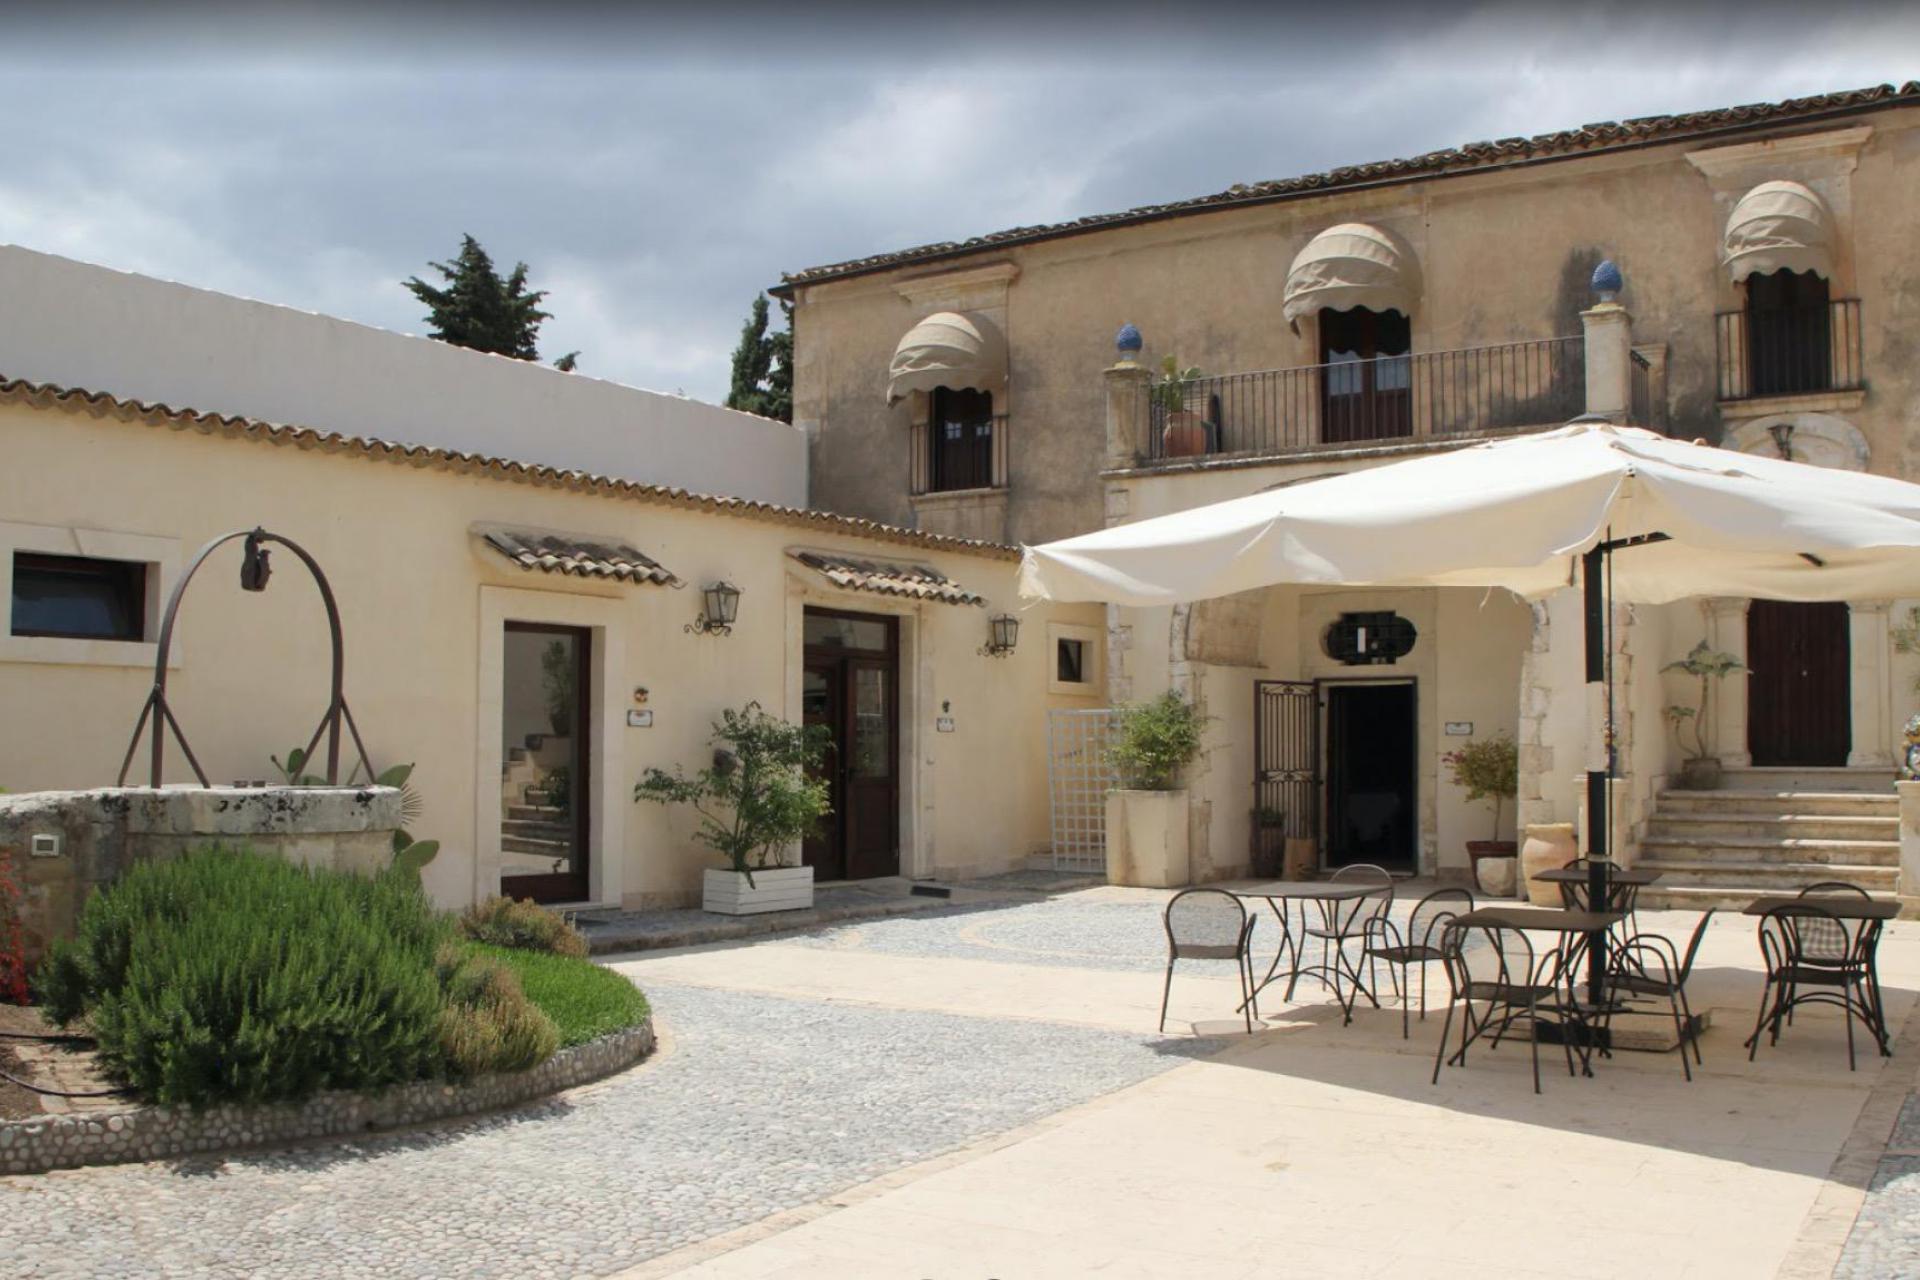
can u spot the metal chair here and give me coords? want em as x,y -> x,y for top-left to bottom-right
1745,902 -> 1885,1071
1160,888 -> 1260,1034
1364,887 -> 1473,1039
1297,863 -> 1394,1023
1800,881 -> 1873,900
1606,910 -> 1714,1081
1432,921 -> 1583,1094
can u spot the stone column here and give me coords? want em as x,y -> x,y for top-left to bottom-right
1849,600 -> 1895,768
1104,361 -> 1152,469
1706,597 -> 1752,768
1580,302 -> 1633,424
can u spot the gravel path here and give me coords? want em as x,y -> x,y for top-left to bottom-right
1835,1092 -> 1920,1279
0,982 -> 1219,1279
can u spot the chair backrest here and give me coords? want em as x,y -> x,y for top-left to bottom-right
1557,857 -> 1624,911
1761,902 -> 1860,969
1406,887 -> 1473,952
1330,862 -> 1395,919
1447,921 -> 1552,991
1800,881 -> 1872,900
1164,888 -> 1251,958
1674,908 -> 1716,984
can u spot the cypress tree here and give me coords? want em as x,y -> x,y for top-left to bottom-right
403,234 -> 554,361
724,294 -> 793,422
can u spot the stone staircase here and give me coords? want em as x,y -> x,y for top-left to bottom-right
1635,767 -> 1900,911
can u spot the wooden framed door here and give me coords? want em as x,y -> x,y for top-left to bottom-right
801,608 -> 900,881
1748,600 -> 1850,767
500,622 -> 591,903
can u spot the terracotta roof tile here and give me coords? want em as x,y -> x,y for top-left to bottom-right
0,374 -> 1020,562
791,550 -> 986,606
482,529 -> 681,586
776,82 -> 1920,290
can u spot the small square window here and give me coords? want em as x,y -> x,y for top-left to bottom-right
10,552 -> 148,642
1056,637 -> 1086,685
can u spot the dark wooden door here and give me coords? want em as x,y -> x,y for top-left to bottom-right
1320,307 -> 1413,443
1748,600 -> 1850,767
500,623 -> 591,904
801,609 -> 900,881
1323,681 -> 1416,870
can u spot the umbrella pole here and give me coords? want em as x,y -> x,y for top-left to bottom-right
1582,545 -> 1610,1009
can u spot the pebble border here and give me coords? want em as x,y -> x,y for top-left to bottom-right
0,1017 -> 655,1175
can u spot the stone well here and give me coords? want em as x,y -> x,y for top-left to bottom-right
0,785 -> 403,963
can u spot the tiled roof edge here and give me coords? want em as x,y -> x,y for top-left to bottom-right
775,81 -> 1920,291
0,375 -> 1022,562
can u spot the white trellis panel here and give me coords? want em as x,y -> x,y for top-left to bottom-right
1047,708 -> 1118,873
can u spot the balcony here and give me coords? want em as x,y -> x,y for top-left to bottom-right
910,413 -> 1010,496
1715,299 -> 1863,403
1133,336 -> 1585,467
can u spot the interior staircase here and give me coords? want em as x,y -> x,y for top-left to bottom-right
1635,767 -> 1900,911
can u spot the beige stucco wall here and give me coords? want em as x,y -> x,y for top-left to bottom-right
791,107 -> 1920,548
0,398 -> 1098,909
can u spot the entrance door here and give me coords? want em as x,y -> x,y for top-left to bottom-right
1322,681 -> 1416,870
500,623 -> 591,903
802,608 -> 900,880
1748,600 -> 1850,767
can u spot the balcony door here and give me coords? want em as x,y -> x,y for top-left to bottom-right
801,608 -> 900,881
1320,307 -> 1412,443
1745,269 -> 1832,397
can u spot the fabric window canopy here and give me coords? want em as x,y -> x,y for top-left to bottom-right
1724,180 -> 1835,282
1019,422 -> 1920,608
886,311 -> 1007,406
1281,223 -> 1422,326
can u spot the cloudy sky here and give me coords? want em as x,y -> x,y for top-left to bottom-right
2,2 -> 1914,404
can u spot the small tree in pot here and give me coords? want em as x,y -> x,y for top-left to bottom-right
1443,735 -> 1518,894
634,703 -> 831,914
1663,640 -> 1745,790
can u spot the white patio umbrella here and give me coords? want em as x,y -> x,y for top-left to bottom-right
1020,421 -> 1920,1005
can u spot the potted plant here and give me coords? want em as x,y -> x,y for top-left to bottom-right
1105,691 -> 1206,888
633,702 -> 831,915
1154,355 -> 1209,458
1443,735 -> 1517,896
1663,639 -> 1745,790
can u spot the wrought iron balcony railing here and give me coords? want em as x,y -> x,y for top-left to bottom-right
1715,299 -> 1863,401
911,413 -> 1010,496
1137,335 -> 1585,465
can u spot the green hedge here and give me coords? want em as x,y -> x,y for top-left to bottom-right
38,847 -> 449,1107
475,944 -> 650,1047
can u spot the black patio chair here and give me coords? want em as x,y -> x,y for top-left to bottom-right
1296,863 -> 1394,1023
1606,909 -> 1714,1081
1160,888 -> 1260,1034
1800,881 -> 1873,900
1431,921 -> 1583,1094
1364,887 -> 1473,1039
1745,902 -> 1885,1071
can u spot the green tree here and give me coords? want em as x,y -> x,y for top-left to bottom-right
403,234 -> 554,361
724,294 -> 793,422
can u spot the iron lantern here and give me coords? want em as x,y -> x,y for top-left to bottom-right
687,580 -> 741,636
980,612 -> 1020,658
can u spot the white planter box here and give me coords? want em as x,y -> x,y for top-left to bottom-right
1104,789 -> 1192,888
702,865 -> 814,916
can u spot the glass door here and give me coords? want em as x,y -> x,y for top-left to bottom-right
801,608 -> 900,881
500,623 -> 591,903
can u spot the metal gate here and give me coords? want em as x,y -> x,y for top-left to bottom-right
1254,681 -> 1318,844
1047,708 -> 1118,872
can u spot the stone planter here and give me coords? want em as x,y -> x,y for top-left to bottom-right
1520,822 -> 1577,906
1675,756 -> 1723,790
1104,789 -> 1191,888
702,865 -> 814,915
1466,839 -> 1518,896
1282,836 -> 1318,881
1249,814 -> 1287,877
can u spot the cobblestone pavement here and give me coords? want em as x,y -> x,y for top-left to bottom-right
1836,1092 -> 1920,1279
1,981 -> 1219,1279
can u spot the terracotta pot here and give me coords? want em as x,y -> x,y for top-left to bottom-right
1520,822 -> 1577,906
1162,410 -> 1208,458
1466,839 -> 1518,896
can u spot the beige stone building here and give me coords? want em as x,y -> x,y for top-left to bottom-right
777,83 -> 1920,901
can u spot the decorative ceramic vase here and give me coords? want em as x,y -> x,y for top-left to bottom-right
1162,411 -> 1208,458
1520,822 -> 1577,906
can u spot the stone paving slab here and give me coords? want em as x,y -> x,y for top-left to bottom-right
0,981 -> 1220,1279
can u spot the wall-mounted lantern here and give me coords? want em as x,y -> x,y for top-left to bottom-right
686,581 -> 741,636
979,612 -> 1020,658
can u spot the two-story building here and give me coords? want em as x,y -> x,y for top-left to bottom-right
775,82 -> 1920,903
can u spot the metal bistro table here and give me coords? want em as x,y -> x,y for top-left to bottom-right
1452,906 -> 1628,1068
1233,880 -> 1384,1020
1741,894 -> 1900,1058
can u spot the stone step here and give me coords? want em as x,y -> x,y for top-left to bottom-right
1653,789 -> 1896,817
1644,812 -> 1897,841
501,833 -> 572,856
1639,835 -> 1898,866
501,818 -> 572,840
1636,857 -> 1897,889
1715,767 -> 1895,792
1638,883 -> 1902,913
505,804 -> 565,823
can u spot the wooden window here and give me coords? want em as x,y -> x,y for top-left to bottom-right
10,552 -> 147,641
1319,308 -> 1412,443
1745,269 -> 1832,397
927,387 -> 995,492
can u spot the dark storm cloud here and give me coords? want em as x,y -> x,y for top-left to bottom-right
1,3 -> 1914,402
